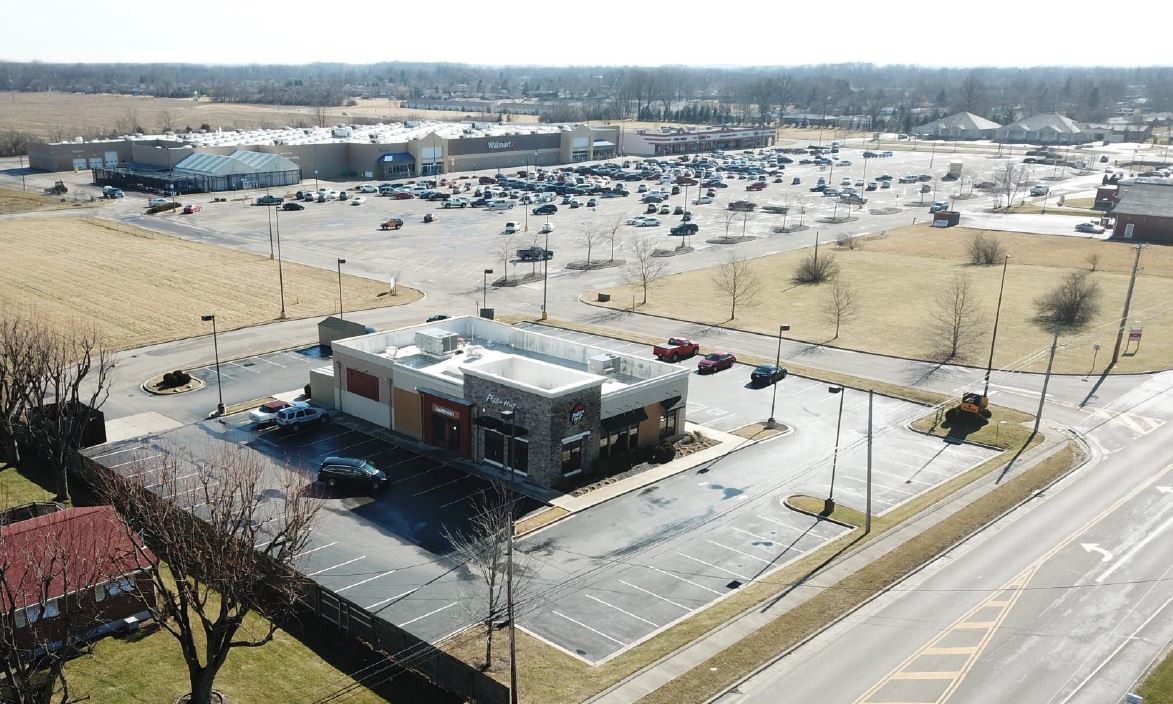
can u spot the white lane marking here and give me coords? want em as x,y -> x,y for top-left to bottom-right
412,476 -> 467,497
1096,514 -> 1173,583
586,594 -> 659,627
294,541 -> 338,558
90,444 -> 147,460
705,539 -> 775,564
337,570 -> 397,593
551,610 -> 627,646
678,552 -> 750,581
367,588 -> 419,610
732,526 -> 777,544
228,361 -> 262,375
256,356 -> 286,368
398,602 -> 457,628
107,453 -> 162,469
647,566 -> 723,595
307,556 -> 365,576
618,580 -> 691,612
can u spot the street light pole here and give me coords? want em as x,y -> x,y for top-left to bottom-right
266,205 -> 275,260
482,268 -> 494,313
1033,325 -> 1060,436
865,389 -> 873,533
274,205 -> 286,318
500,408 -> 519,704
766,324 -> 791,427
983,253 -> 1010,398
336,258 -> 347,320
827,386 -> 845,508
200,314 -> 225,416
541,223 -> 551,320
1111,244 -> 1146,364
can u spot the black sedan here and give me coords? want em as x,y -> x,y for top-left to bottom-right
281,202 -> 305,211
318,457 -> 389,492
750,364 -> 788,386
533,203 -> 558,215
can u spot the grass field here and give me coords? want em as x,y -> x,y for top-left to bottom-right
0,187 -> 108,214
1139,649 -> 1173,704
0,91 -> 537,139
593,226 -> 1173,373
0,216 -> 422,350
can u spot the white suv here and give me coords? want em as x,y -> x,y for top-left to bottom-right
275,403 -> 327,430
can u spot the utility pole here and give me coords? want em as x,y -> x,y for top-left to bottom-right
1111,244 -> 1146,364
983,254 -> 1010,398
1034,325 -> 1060,436
865,389 -> 873,533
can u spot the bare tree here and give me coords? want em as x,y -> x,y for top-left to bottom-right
966,231 -> 1006,265
1035,271 -> 1102,329
93,443 -> 318,704
441,481 -> 535,672
712,252 -> 761,320
22,325 -> 115,503
993,163 -> 1029,211
494,233 -> 517,282
157,110 -> 175,133
625,236 -> 667,305
607,215 -> 625,262
722,209 -> 738,239
929,273 -> 985,361
0,312 -> 45,467
836,233 -> 862,250
579,220 -> 607,268
1085,252 -> 1101,272
821,278 -> 860,340
0,509 -> 132,704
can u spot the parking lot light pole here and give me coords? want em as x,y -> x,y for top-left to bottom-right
865,389 -> 873,533
541,223 -> 551,320
266,204 -> 275,260
483,268 -> 494,312
827,386 -> 845,509
336,258 -> 347,320
274,205 -> 287,318
766,323 -> 791,428
200,314 -> 225,416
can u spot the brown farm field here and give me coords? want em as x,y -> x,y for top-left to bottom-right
0,91 -> 536,139
594,226 -> 1173,373
0,217 -> 421,350
0,186 -> 109,214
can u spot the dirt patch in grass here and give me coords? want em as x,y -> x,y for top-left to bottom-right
636,441 -> 1081,704
588,225 -> 1173,373
0,187 -> 107,214
0,216 -> 422,350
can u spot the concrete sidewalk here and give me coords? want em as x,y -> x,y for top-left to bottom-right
584,423 -> 1078,704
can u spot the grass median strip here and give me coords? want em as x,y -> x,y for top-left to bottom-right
634,441 -> 1081,704
1139,649 -> 1173,704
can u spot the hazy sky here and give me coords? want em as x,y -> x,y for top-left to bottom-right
5,0 -> 1164,68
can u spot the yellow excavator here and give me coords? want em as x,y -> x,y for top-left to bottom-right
946,392 -> 992,422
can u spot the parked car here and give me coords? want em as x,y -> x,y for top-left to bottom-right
148,197 -> 172,207
929,200 -> 950,213
629,216 -> 660,227
1075,222 -> 1106,234
747,182 -> 766,191
443,197 -> 470,208
350,196 -> 366,205
275,403 -> 327,430
538,222 -> 556,234
653,338 -> 700,362
505,221 -> 519,234
750,364 -> 787,387
425,314 -> 451,322
182,203 -> 202,214
698,352 -> 736,374
282,201 -> 304,211
533,203 -> 558,215
317,456 -> 389,492
380,218 -> 404,230
357,184 -> 378,193
249,400 -> 292,425
391,192 -> 415,200
671,222 -> 699,236
692,196 -> 714,205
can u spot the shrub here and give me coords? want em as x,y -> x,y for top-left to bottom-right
836,234 -> 862,250
791,253 -> 839,284
967,231 -> 1006,266
172,369 -> 191,385
145,202 -> 182,215
304,383 -> 312,398
161,372 -> 177,387
651,442 -> 677,464
1035,271 -> 1102,328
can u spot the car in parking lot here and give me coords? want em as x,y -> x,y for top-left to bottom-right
929,200 -> 950,213
539,222 -> 556,234
282,201 -> 304,211
533,203 -> 558,215
1075,222 -> 1106,234
318,456 -> 389,493
275,403 -> 327,430
750,364 -> 787,386
357,184 -> 378,193
628,216 -> 660,227
426,314 -> 451,322
442,197 -> 470,208
249,400 -> 292,425
670,222 -> 699,236
256,194 -> 283,206
380,217 -> 404,230
182,203 -> 202,214
350,196 -> 366,205
148,197 -> 173,207
390,191 -> 415,200
698,352 -> 736,374
692,195 -> 714,205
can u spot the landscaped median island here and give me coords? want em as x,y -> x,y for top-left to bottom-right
589,225 -> 1173,373
0,216 -> 423,350
430,318 -> 1074,704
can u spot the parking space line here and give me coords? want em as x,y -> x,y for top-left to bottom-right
390,463 -> 443,483
294,541 -> 339,558
618,580 -> 691,612
551,610 -> 627,646
440,489 -> 482,509
107,453 -> 161,469
585,594 -> 659,627
228,361 -> 262,375
290,430 -> 351,449
337,569 -> 397,593
412,476 -> 467,497
308,556 -> 365,576
732,526 -> 777,545
367,588 -> 419,610
705,539 -> 774,564
677,552 -> 750,581
648,566 -> 723,595
398,602 -> 456,628
256,356 -> 286,368
90,444 -> 147,460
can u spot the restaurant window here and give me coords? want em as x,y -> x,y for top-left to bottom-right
561,438 -> 583,476
346,368 -> 379,401
598,423 -> 639,458
484,429 -> 528,475
660,410 -> 678,437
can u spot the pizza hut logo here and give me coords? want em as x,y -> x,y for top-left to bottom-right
569,402 -> 586,424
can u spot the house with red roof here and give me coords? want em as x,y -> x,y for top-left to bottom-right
0,506 -> 155,651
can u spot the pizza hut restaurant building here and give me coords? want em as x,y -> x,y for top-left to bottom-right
327,317 -> 691,489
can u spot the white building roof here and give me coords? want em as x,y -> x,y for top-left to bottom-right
916,111 -> 1001,133
1003,113 -> 1083,134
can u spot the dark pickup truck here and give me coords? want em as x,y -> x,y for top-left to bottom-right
516,246 -> 554,262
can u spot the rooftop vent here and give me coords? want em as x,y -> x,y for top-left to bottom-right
587,354 -> 617,375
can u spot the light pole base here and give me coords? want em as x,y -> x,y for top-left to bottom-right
540,311 -> 548,321
823,498 -> 836,515
765,417 -> 778,429
216,403 -> 226,416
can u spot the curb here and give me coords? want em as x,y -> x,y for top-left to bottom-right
782,495 -> 857,529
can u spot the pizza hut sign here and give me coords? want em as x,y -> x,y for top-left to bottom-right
569,401 -> 586,425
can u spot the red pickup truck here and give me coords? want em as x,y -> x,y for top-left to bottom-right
653,337 -> 701,362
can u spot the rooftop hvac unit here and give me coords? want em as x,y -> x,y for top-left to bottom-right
587,354 -> 617,375
415,329 -> 461,356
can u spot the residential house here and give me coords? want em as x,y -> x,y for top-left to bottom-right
997,113 -> 1095,145
1110,177 -> 1173,244
914,112 -> 1002,140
